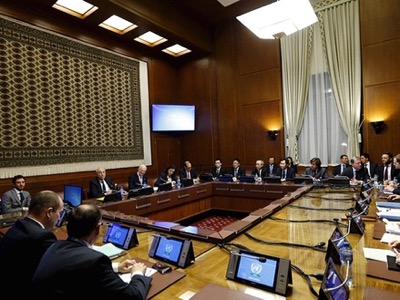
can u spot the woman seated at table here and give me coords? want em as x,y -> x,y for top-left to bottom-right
155,164 -> 178,187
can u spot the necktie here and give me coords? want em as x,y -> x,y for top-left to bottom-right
270,165 -> 273,173
139,175 -> 143,185
20,192 -> 25,207
216,169 -> 220,176
353,169 -> 356,179
101,180 -> 106,193
187,171 -> 191,179
234,169 -> 238,177
341,164 -> 345,173
384,166 -> 388,181
259,169 -> 262,177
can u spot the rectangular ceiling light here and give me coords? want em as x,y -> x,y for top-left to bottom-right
134,31 -> 167,47
162,44 -> 191,57
99,15 -> 137,35
217,0 -> 240,7
53,0 -> 98,19
236,0 -> 318,39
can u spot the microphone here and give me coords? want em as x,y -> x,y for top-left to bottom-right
332,218 -> 352,243
323,261 -> 352,292
230,249 -> 267,263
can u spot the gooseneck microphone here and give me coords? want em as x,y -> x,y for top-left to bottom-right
230,248 -> 267,263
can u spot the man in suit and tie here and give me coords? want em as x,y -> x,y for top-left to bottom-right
276,158 -> 295,180
1,174 -> 31,214
89,167 -> 115,198
251,160 -> 268,179
210,158 -> 226,178
32,204 -> 152,299
128,164 -> 148,190
0,191 -> 64,297
376,152 -> 399,184
180,160 -> 199,182
229,158 -> 246,179
360,152 -> 378,179
332,154 -> 350,176
341,156 -> 370,183
267,157 -> 278,176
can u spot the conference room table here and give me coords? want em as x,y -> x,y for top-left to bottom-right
104,184 -> 400,299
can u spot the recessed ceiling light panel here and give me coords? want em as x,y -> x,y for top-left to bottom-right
53,0 -> 98,19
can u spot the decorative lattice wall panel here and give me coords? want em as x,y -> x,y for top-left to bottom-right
0,16 -> 144,168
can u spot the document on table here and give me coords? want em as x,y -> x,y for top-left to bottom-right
119,267 -> 157,283
380,232 -> 400,244
363,247 -> 396,262
92,243 -> 125,259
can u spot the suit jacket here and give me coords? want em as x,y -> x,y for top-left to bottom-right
89,176 -> 114,198
0,218 -> 57,296
154,172 -> 177,187
376,163 -> 399,182
229,167 -> 246,178
210,167 -> 227,178
32,238 -> 152,299
304,167 -> 329,180
128,173 -> 148,190
341,167 -> 370,181
332,164 -> 350,176
266,164 -> 279,176
179,168 -> 199,180
1,189 -> 31,214
363,162 -> 378,178
251,167 -> 268,178
276,167 -> 296,179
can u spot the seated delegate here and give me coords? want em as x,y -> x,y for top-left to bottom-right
155,164 -> 178,187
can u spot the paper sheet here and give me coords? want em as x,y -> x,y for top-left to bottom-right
380,233 -> 400,244
363,247 -> 396,262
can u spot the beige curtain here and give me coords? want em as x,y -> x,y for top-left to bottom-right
319,0 -> 361,158
281,28 -> 314,165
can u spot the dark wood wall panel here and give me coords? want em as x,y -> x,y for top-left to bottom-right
363,40 -> 400,86
240,69 -> 282,105
361,0 -> 400,163
237,22 -> 280,75
360,0 -> 400,45
364,82 -> 400,158
242,101 -> 283,163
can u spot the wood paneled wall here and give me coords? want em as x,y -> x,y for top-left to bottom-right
360,0 -> 400,163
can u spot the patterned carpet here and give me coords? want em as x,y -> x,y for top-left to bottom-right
192,215 -> 239,231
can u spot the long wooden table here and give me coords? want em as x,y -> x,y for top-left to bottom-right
109,185 -> 400,299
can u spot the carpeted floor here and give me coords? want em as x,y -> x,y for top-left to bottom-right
192,215 -> 239,231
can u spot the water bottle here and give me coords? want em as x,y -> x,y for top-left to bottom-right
176,177 -> 181,189
119,185 -> 125,199
254,174 -> 259,183
339,241 -> 353,288
393,177 -> 398,186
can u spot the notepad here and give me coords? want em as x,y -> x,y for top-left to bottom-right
93,243 -> 125,259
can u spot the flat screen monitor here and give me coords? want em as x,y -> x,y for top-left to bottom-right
157,182 -> 173,192
138,186 -> 154,196
181,178 -> 194,187
219,175 -> 233,182
239,176 -> 255,183
152,104 -> 195,132
328,177 -> 350,188
226,249 -> 292,296
102,223 -> 138,250
318,258 -> 349,300
63,185 -> 82,207
264,176 -> 282,184
148,234 -> 195,268
199,173 -> 214,183
103,191 -> 122,202
294,176 -> 314,184
325,227 -> 347,264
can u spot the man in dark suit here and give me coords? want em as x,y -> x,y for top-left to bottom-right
1,174 -> 31,214
267,157 -> 279,176
360,152 -> 378,179
32,204 -> 151,299
303,157 -> 329,180
0,191 -> 64,297
276,158 -> 296,180
251,160 -> 268,178
180,160 -> 199,181
128,164 -> 148,190
341,156 -> 370,183
376,152 -> 399,183
332,154 -> 350,176
229,158 -> 246,178
89,167 -> 115,198
210,158 -> 227,178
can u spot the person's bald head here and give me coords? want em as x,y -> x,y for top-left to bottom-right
28,190 -> 64,230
